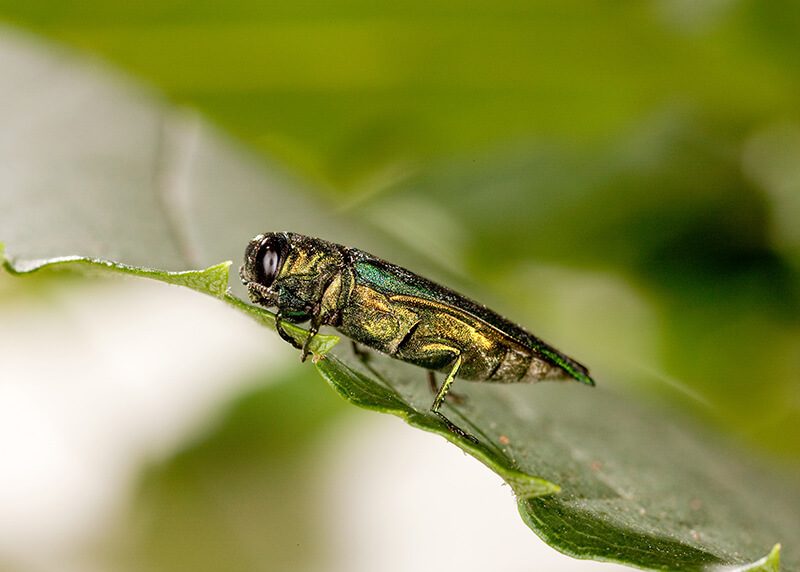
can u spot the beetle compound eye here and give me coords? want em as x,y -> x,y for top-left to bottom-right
255,234 -> 287,287
262,249 -> 280,281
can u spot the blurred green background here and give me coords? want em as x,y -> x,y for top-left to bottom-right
2,1 -> 800,570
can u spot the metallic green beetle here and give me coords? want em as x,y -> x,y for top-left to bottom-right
240,232 -> 594,440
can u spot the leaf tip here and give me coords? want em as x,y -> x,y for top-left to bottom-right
201,260 -> 234,296
0,244 -> 21,275
505,473 -> 561,499
723,543 -> 781,572
764,543 -> 781,570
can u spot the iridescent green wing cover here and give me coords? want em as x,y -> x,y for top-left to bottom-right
346,249 -> 594,385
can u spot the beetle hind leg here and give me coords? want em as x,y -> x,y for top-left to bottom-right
431,354 -> 461,413
429,355 -> 478,444
427,371 -> 465,405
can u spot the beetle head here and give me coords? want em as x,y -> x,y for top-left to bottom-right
240,232 -> 345,310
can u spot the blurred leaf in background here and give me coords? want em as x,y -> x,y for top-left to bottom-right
113,368 -> 346,572
4,1 -> 795,189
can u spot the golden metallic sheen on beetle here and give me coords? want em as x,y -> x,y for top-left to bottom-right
240,232 -> 594,441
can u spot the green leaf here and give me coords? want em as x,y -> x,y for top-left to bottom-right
731,544 -> 782,572
312,350 -> 797,571
5,245 -> 796,570
314,352 -> 559,498
4,0 -> 796,190
0,245 -> 339,358
116,367 -> 349,572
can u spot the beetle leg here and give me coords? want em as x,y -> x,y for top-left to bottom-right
351,341 -> 371,363
301,309 -> 338,362
431,354 -> 461,412
300,315 -> 322,362
430,355 -> 478,443
427,371 -> 465,404
275,311 -> 303,350
427,370 -> 437,393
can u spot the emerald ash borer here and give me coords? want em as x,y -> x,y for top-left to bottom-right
240,232 -> 594,441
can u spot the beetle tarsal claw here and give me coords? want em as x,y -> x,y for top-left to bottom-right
434,411 -> 478,444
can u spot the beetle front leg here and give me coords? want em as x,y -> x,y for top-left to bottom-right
301,309 -> 337,362
275,310 -> 304,350
300,315 -> 321,362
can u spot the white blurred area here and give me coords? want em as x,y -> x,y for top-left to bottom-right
0,278 -> 631,572
324,415 -> 632,572
0,279 -> 289,571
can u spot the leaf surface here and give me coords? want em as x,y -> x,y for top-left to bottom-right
5,247 -> 796,570
314,350 -> 797,571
